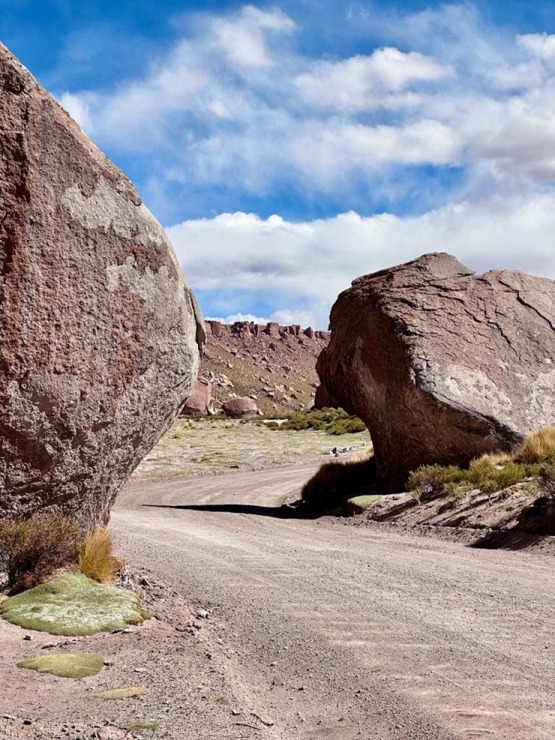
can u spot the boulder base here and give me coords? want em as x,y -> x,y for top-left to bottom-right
222,398 -> 258,419
0,43 -> 201,526
317,253 -> 555,482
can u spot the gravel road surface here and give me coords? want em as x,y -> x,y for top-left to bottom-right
112,465 -> 555,740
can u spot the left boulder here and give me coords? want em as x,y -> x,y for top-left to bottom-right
0,44 -> 201,527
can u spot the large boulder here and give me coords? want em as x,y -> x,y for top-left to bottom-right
317,253 -> 555,482
222,398 -> 258,419
0,44 -> 202,526
182,378 -> 212,416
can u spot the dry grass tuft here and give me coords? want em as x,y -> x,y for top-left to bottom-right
514,426 -> 555,464
78,527 -> 119,584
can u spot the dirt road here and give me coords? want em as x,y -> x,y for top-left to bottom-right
112,466 -> 555,740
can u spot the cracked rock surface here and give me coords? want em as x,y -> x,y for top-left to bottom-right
0,43 -> 200,526
317,252 -> 555,481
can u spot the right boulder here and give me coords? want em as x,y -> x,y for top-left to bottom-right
317,253 -> 555,482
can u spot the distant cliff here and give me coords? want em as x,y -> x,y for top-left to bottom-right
196,321 -> 330,416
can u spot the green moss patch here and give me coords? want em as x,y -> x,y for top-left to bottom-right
343,495 -> 382,515
17,652 -> 104,679
121,721 -> 158,732
0,574 -> 149,635
96,686 -> 147,700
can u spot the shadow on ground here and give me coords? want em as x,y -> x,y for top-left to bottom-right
470,529 -> 546,550
143,503 -> 321,519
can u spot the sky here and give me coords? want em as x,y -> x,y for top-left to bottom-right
2,1 -> 555,328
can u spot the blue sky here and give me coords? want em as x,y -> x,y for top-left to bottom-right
3,1 -> 555,327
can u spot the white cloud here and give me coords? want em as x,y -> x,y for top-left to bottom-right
211,5 -> 295,69
206,312 -> 272,324
57,3 -> 555,198
169,193 -> 555,328
295,47 -> 452,111
518,33 -> 555,65
53,3 -> 555,326
58,91 -> 94,131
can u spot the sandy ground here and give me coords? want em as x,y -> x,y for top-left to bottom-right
3,460 -> 555,739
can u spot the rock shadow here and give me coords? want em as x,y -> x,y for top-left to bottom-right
143,503 -> 321,519
470,529 -> 546,550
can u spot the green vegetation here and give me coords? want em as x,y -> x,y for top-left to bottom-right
0,512 -> 80,593
0,510 -> 126,596
79,526 -> 120,584
17,652 -> 104,679
539,462 -> 555,496
96,686 -> 147,700
407,435 -> 553,501
342,495 -> 382,515
121,721 -> 158,733
278,408 -> 366,435
1,573 -> 148,635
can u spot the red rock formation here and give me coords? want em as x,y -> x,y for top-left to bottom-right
265,322 -> 280,337
222,397 -> 258,418
182,378 -> 212,416
209,321 -> 224,338
0,43 -> 200,526
317,253 -> 555,482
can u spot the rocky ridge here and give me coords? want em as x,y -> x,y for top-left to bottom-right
196,321 -> 330,417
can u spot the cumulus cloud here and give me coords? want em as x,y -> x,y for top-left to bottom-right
56,3 -> 555,201
53,3 -> 555,325
295,48 -> 452,111
170,193 -> 555,328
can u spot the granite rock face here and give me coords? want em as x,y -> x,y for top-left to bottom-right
0,44 -> 201,526
317,253 -> 555,482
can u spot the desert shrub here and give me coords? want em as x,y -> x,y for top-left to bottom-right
467,457 -> 531,493
327,417 -> 367,435
280,408 -> 367,435
514,427 -> 555,464
539,462 -> 555,497
301,454 -> 376,511
408,455 -> 541,499
0,512 -> 80,593
407,464 -> 466,500
78,526 -> 119,584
